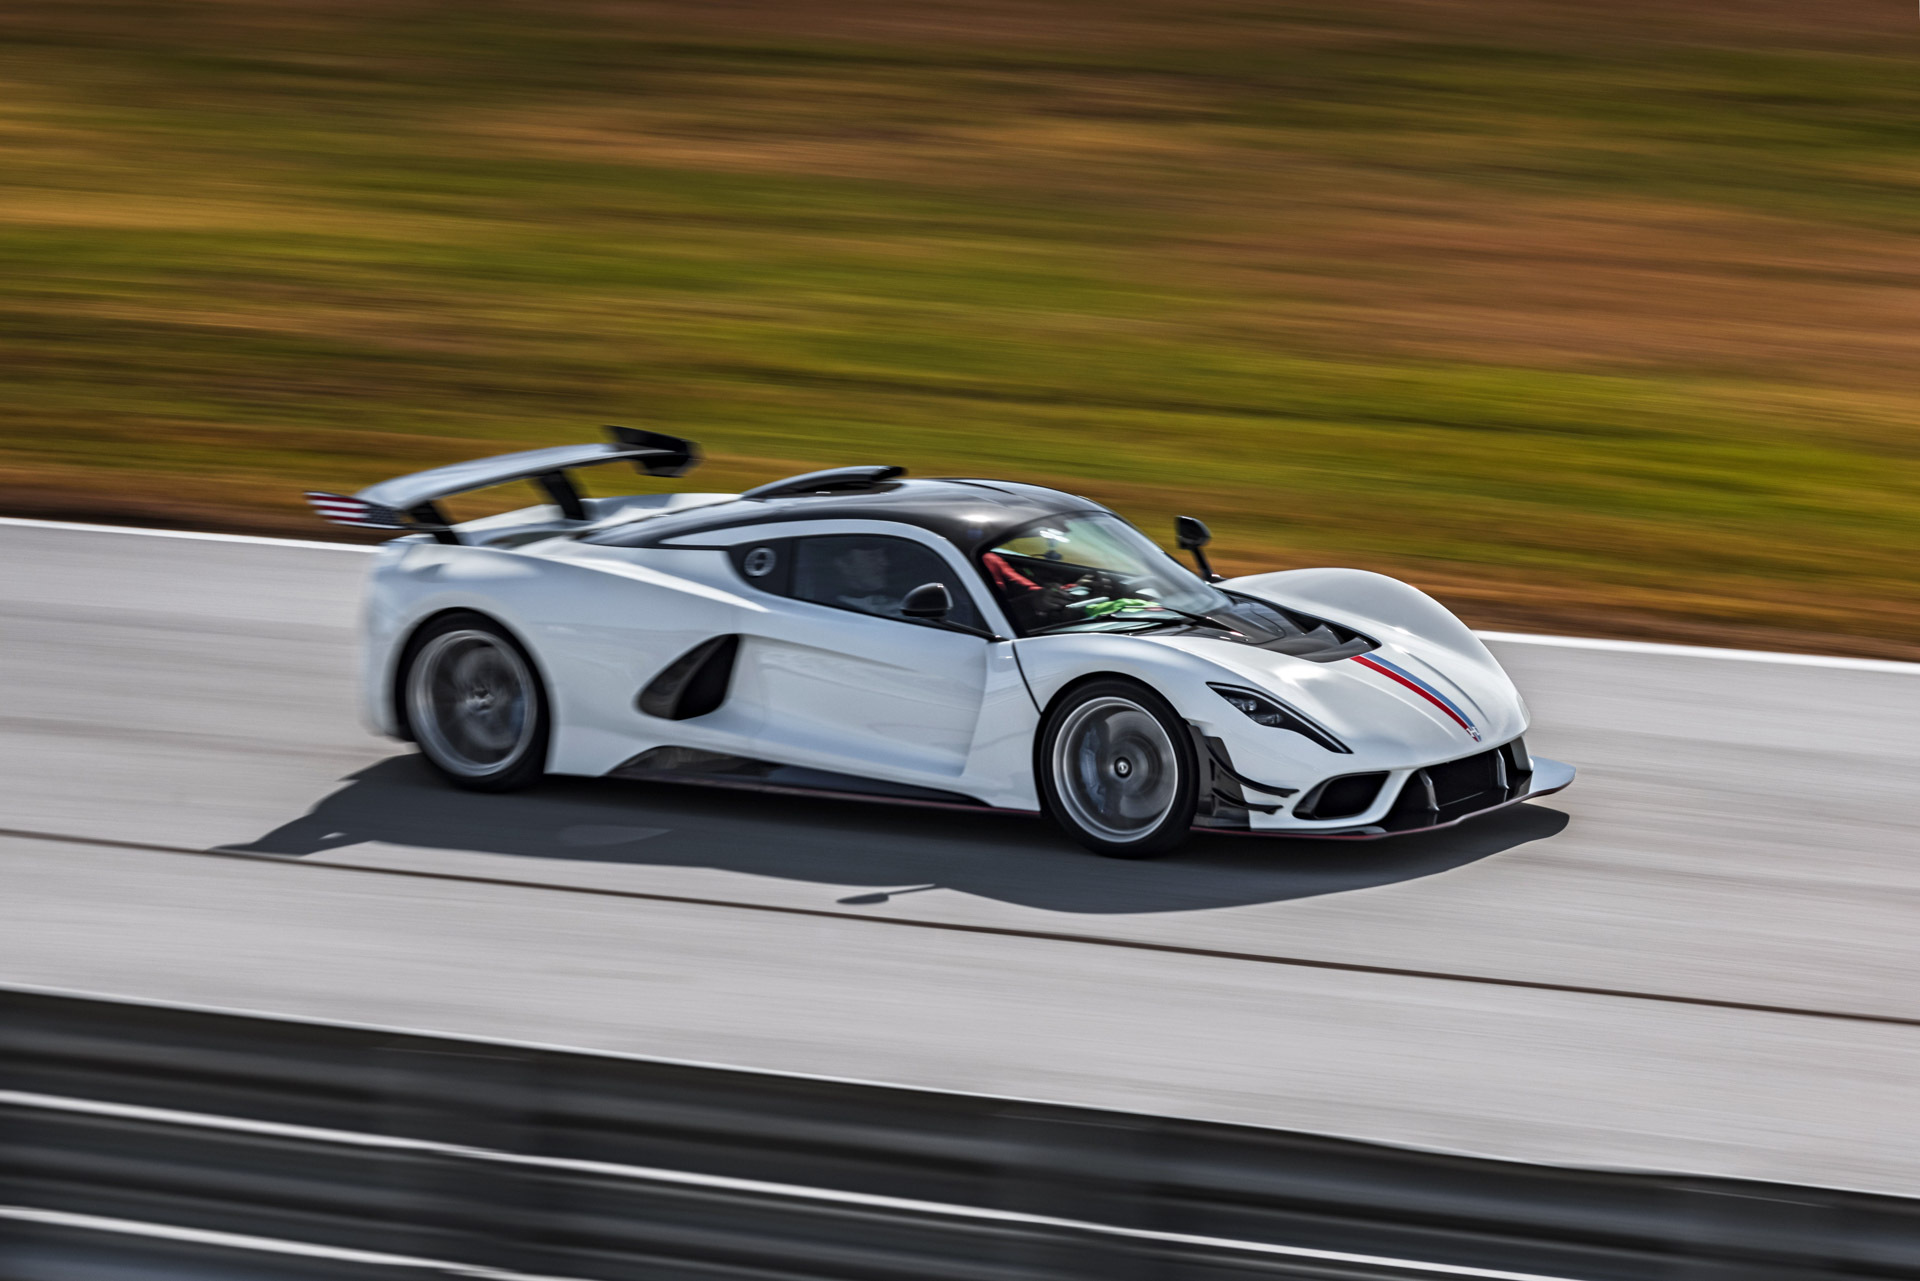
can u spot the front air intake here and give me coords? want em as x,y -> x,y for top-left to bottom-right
1294,771 -> 1389,821
1387,739 -> 1529,827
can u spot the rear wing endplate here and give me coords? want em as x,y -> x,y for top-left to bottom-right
306,426 -> 699,542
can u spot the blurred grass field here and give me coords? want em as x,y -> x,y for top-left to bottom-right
2,1 -> 1918,655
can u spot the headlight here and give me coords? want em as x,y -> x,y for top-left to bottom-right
1208,683 -> 1351,754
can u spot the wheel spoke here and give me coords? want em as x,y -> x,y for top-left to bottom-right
409,629 -> 537,778
1052,696 -> 1179,842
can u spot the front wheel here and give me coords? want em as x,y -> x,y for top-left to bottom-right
1038,679 -> 1198,858
401,612 -> 549,792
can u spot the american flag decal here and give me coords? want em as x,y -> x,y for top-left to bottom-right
304,492 -> 408,529
1350,653 -> 1483,742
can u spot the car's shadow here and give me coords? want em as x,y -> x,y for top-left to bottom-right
231,755 -> 1570,916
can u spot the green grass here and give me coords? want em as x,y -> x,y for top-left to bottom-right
2,1 -> 1918,654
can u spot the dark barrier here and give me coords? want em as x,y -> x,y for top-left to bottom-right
1,985 -> 1915,1280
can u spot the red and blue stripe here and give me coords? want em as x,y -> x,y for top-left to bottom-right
1350,653 -> 1482,741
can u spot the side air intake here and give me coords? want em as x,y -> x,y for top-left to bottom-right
637,636 -> 739,721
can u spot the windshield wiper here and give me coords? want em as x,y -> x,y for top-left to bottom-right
1026,615 -> 1169,636
1138,604 -> 1239,632
1027,604 -> 1237,636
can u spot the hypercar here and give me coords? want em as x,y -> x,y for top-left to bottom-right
307,427 -> 1572,857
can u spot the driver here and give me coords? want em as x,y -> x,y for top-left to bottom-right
982,550 -> 1083,631
830,543 -> 904,617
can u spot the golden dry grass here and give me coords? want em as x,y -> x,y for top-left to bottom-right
1,1 -> 1918,655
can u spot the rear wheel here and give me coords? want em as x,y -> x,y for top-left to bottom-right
402,613 -> 548,792
1038,679 -> 1197,858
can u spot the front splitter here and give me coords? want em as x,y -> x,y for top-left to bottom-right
1243,757 -> 1576,841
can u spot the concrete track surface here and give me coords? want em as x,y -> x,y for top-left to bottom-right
2,520 -> 1917,1196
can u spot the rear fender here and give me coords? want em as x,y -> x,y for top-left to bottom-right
365,540 -> 770,775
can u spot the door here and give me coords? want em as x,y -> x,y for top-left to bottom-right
740,533 -> 995,779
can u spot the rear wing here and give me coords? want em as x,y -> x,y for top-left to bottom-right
305,426 -> 699,542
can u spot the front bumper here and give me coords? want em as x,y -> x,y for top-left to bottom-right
1279,756 -> 1575,840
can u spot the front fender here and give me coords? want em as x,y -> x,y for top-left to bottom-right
1013,612 -> 1534,832
1012,634 -> 1358,802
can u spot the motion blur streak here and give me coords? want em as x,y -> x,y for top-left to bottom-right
0,1095 -> 1576,1281
17,989 -> 1906,1280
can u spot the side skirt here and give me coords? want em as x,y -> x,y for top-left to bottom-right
600,748 -> 1572,839
606,746 -> 1026,814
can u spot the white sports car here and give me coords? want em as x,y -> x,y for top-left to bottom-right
308,428 -> 1572,857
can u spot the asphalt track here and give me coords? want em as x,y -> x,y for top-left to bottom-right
3,519 -> 1919,1195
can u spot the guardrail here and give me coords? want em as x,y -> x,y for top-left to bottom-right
2,985 -> 1917,1280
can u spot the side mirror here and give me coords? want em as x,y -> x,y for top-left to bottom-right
902,581 -> 952,620
1174,516 -> 1221,582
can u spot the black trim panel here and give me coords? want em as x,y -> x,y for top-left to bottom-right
535,470 -> 588,522
1383,738 -> 1531,830
609,746 -> 991,809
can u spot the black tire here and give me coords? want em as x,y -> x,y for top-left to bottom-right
399,612 -> 549,793
1037,678 -> 1198,858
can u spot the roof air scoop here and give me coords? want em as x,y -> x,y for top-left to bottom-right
739,465 -> 905,502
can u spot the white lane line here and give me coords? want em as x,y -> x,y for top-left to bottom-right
0,1206 -> 576,1279
1,1089 -> 1583,1281
4,514 -> 1914,673
0,514 -> 375,552
1478,631 -> 1920,675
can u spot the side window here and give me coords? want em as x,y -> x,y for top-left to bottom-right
728,538 -> 794,596
790,535 -> 983,630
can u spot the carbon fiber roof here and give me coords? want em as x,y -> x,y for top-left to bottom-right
580,477 -> 1106,557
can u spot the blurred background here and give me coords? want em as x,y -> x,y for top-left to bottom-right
8,10 -> 1920,1275
2,0 -> 1917,656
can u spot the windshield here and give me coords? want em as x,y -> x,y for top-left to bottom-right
979,514 -> 1231,636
